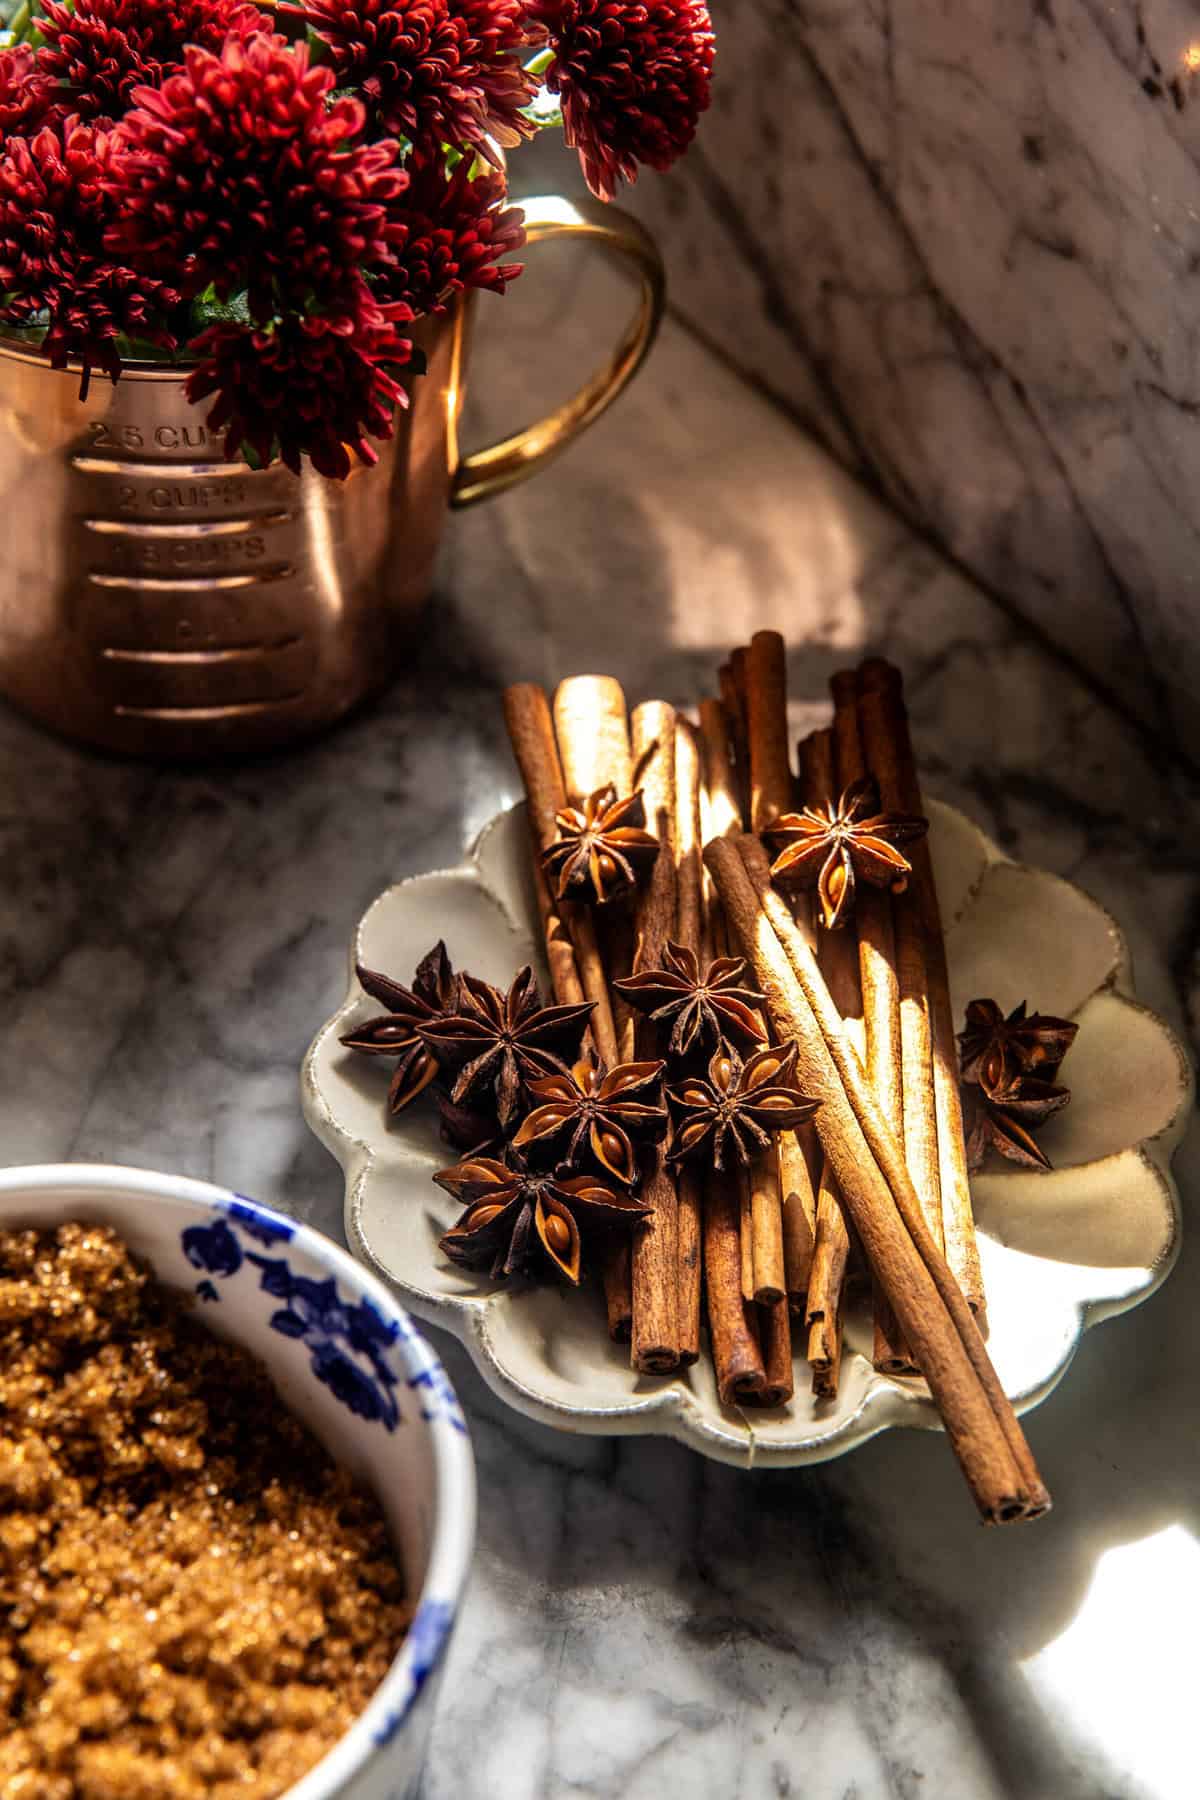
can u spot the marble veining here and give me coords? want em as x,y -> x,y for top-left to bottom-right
626,0 -> 1200,764
0,262 -> 1195,1797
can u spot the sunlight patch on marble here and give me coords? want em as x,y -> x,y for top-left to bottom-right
1022,1523 -> 1199,1800
654,444 -> 876,654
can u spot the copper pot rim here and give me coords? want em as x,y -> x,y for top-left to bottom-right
0,313 -> 446,383
0,330 -> 192,382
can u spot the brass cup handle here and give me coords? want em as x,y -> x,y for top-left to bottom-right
450,194 -> 666,508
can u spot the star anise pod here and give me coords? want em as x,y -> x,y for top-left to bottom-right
959,998 -> 1078,1094
667,1041 -> 820,1170
435,1154 -> 651,1285
433,1090 -> 503,1155
962,1074 -> 1071,1173
340,940 -> 460,1114
614,940 -> 767,1059
765,777 -> 928,931
511,1055 -> 667,1185
418,966 -> 594,1130
540,784 -> 660,905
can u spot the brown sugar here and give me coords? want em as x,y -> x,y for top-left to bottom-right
0,1222 -> 411,1800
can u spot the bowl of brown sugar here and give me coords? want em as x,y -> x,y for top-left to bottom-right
0,1162 -> 476,1800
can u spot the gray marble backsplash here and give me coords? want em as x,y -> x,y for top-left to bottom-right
623,0 -> 1200,762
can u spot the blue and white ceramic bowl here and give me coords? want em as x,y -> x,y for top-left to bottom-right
0,1164 -> 476,1800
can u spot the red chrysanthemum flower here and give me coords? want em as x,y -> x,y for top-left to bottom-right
378,156 -> 524,316
0,116 -> 178,394
106,33 -> 406,314
281,0 -> 537,155
451,0 -> 545,147
527,0 -> 713,200
0,45 -> 60,139
38,0 -> 268,121
185,281 -> 415,479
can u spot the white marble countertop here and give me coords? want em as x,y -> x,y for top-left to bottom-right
1,261 -> 1197,1799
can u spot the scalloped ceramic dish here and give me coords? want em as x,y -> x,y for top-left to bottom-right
302,800 -> 1192,1469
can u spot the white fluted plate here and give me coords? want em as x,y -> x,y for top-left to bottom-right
301,801 -> 1191,1469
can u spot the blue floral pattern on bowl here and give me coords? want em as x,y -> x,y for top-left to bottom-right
181,1196 -> 403,1432
407,1361 -> 468,1436
228,1195 -> 294,1244
182,1218 -> 243,1278
173,1186 -> 471,1767
371,1599 -> 457,1748
249,1251 -> 401,1430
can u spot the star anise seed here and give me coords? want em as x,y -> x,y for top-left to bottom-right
511,1055 -> 667,1185
959,998 -> 1078,1095
614,940 -> 768,1059
418,966 -> 594,1129
435,1154 -> 651,1285
541,785 -> 661,905
963,1074 -> 1071,1173
766,777 -> 928,931
340,941 -> 460,1114
667,1041 -> 820,1169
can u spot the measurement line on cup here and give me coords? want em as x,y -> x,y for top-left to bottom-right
112,697 -> 306,721
102,640 -> 304,666
84,514 -> 294,539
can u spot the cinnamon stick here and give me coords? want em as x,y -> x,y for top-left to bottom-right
697,697 -> 776,1402
554,675 -> 634,799
805,1174 -> 851,1391
707,834 -> 1049,1524
629,701 -> 680,1375
745,630 -> 793,833
673,717 -> 704,1365
852,678 -> 944,1258
672,1180 -> 702,1366
699,705 -> 756,1305
738,1166 -> 756,1304
746,1149 -> 786,1305
855,682 -> 984,1336
858,660 -> 985,1322
720,653 -> 751,824
674,718 -> 705,952
751,717 -> 821,1315
777,855 -> 820,1315
806,1168 -> 847,1401
829,671 -> 914,1374
741,636 -> 796,1342
698,699 -> 744,841
757,1294 -> 795,1407
549,675 -> 639,1339
501,684 -> 618,1066
531,860 -> 588,1012
797,728 -> 854,1393
895,924 -> 944,1252
777,1129 -> 818,1311
551,674 -> 638,1063
704,1170 -> 766,1405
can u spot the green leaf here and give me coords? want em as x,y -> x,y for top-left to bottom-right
0,316 -> 47,347
188,288 -> 253,334
523,46 -> 555,79
1,0 -> 43,46
112,332 -> 177,363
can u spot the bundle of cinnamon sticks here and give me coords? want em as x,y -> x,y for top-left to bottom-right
502,647 -> 1049,1525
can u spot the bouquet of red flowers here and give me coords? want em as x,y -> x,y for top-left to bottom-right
0,0 -> 713,477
